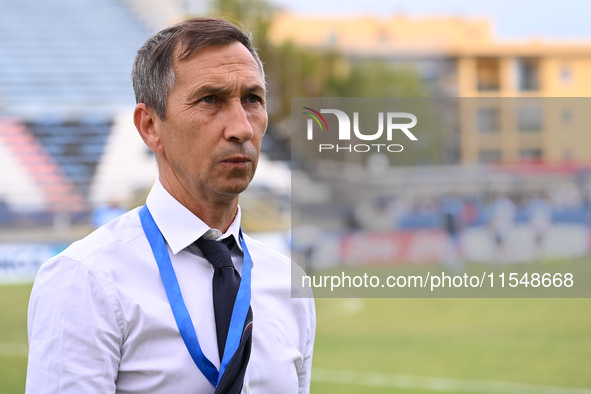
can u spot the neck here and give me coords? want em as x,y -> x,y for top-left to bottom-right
159,174 -> 239,233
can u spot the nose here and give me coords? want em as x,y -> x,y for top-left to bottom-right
224,100 -> 254,143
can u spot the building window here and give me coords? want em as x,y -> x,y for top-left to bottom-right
478,150 -> 502,164
476,58 -> 501,91
517,106 -> 542,132
477,107 -> 501,133
519,149 -> 542,161
516,58 -> 540,91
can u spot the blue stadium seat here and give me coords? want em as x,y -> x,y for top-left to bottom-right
0,0 -> 151,118
26,119 -> 112,197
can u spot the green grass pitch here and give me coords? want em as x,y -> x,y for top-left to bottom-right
1,284 -> 590,393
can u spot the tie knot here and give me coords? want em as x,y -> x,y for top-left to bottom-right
196,237 -> 234,269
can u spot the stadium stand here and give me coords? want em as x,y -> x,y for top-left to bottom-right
90,111 -> 158,207
28,118 -> 111,197
0,0 -> 154,226
0,0 -> 150,119
0,0 -> 293,234
0,117 -> 86,214
0,118 -> 46,211
122,0 -> 185,31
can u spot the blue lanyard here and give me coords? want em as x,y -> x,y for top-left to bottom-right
139,205 -> 253,387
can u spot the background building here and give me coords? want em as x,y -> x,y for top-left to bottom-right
269,13 -> 591,166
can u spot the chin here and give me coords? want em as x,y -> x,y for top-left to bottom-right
226,171 -> 254,190
220,181 -> 251,196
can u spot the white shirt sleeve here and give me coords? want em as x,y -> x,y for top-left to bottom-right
298,297 -> 316,393
26,256 -> 122,393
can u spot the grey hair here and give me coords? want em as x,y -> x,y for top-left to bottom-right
132,17 -> 265,120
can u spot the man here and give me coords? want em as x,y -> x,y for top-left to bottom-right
26,17 -> 315,393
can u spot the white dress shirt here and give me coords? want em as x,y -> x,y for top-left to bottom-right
26,180 -> 315,393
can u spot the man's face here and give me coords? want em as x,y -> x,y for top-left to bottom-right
155,42 -> 267,203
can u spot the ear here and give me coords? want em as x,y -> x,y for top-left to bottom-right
134,103 -> 165,154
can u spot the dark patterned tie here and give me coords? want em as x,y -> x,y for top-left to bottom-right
196,236 -> 253,394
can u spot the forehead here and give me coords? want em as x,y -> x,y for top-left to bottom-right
172,42 -> 264,88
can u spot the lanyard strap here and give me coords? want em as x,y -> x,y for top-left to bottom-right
139,205 -> 253,387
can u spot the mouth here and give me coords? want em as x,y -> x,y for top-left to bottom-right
221,155 -> 252,168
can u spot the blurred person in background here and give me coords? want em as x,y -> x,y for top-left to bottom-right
487,193 -> 516,263
526,192 -> 553,262
26,17 -> 315,394
440,195 -> 465,269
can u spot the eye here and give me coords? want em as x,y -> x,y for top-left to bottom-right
199,95 -> 217,104
243,94 -> 264,105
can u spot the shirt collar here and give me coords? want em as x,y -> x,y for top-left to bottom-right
145,179 -> 243,255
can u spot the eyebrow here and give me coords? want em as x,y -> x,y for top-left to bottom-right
188,83 -> 266,100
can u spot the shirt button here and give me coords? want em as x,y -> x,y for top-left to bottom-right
203,229 -> 222,240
